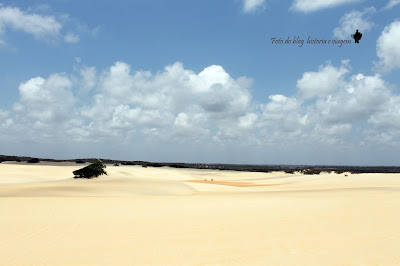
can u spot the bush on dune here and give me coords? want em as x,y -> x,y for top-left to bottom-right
284,169 -> 295,174
73,161 -> 107,179
301,169 -> 321,175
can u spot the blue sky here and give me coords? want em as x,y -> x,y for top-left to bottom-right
1,0 -> 400,165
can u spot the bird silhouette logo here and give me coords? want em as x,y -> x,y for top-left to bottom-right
352,29 -> 362,43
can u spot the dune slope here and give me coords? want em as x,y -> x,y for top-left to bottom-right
1,163 -> 400,265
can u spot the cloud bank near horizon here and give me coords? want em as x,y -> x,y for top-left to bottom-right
1,42 -> 400,163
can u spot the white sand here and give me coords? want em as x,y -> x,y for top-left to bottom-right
1,162 -> 400,265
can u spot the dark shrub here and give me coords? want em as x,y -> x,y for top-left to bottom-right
27,158 -> 40,163
75,160 -> 85,164
113,163 -> 119,166
301,169 -> 321,175
73,161 -> 107,179
284,169 -> 295,174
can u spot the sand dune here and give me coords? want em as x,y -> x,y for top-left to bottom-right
185,179 -> 280,187
1,162 -> 400,265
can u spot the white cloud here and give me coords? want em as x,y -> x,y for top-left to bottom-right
238,113 -> 258,130
242,0 -> 266,13
314,123 -> 352,136
93,61 -> 251,118
0,5 -> 61,43
291,0 -> 360,13
296,61 -> 349,99
311,123 -> 352,145
259,94 -> 306,133
333,7 -> 376,39
315,73 -> 391,124
1,118 -> 13,129
3,60 -> 400,163
0,109 -> 8,119
79,66 -> 97,92
383,0 -> 400,10
15,74 -> 76,123
376,20 -> 400,73
64,32 -> 79,43
0,4 -> 94,44
80,61 -> 253,142
369,96 -> 400,129
0,110 -> 12,130
292,61 -> 397,147
172,112 -> 210,141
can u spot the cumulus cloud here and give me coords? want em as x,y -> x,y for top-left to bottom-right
0,109 -> 13,131
376,20 -> 400,73
291,0 -> 360,13
314,123 -> 352,136
172,112 -> 210,141
293,61 -> 397,147
79,66 -> 97,92
369,96 -> 400,129
296,61 -> 392,127
311,123 -> 352,145
297,61 -> 349,99
14,74 -> 76,123
242,0 -> 266,13
0,109 -> 8,119
383,0 -> 400,10
259,94 -> 307,132
96,61 -> 251,118
80,61 -> 253,142
3,60 -> 400,162
315,73 -> 391,124
238,113 -> 258,130
333,7 -> 376,39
